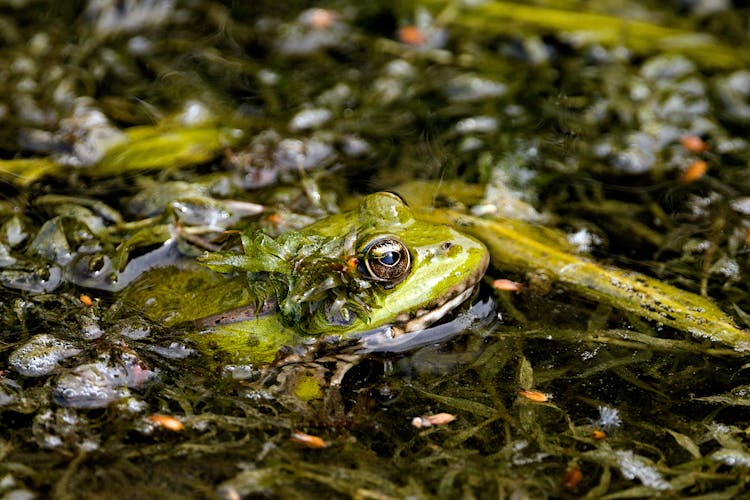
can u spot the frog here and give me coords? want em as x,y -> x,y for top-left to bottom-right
118,191 -> 490,366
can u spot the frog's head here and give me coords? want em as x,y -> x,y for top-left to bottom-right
296,192 -> 489,337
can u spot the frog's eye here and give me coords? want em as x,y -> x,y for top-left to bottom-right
359,236 -> 412,286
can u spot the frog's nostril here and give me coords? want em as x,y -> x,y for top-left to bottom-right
440,241 -> 454,251
88,254 -> 105,273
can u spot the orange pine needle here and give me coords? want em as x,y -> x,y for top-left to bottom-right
680,135 -> 708,153
518,389 -> 550,402
147,414 -> 184,432
412,412 -> 456,428
267,213 -> 283,224
290,431 -> 328,449
492,278 -> 524,292
680,160 -> 708,183
563,467 -> 583,490
305,8 -> 337,30
398,26 -> 426,46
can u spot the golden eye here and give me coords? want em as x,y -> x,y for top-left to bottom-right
360,236 -> 411,285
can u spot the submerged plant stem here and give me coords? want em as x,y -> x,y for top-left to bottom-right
428,0 -> 747,68
418,209 -> 750,351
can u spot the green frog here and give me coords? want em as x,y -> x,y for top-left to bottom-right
120,191 -> 490,366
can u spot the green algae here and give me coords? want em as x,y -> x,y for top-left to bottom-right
0,124 -> 244,186
426,0 -> 748,69
0,158 -> 59,187
94,125 -> 244,177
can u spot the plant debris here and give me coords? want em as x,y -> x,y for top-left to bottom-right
2,1 -> 750,498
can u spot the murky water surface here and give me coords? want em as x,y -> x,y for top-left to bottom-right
2,1 -> 750,497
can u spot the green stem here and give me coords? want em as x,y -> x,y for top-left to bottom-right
419,209 -> 750,351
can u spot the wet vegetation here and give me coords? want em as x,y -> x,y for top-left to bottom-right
3,0 -> 750,498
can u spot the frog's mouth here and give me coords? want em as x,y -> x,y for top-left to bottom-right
396,285 -> 477,334
356,288 -> 495,354
386,252 -> 488,337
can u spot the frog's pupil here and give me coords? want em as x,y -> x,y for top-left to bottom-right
380,251 -> 399,266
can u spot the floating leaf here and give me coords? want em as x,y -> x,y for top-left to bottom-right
665,429 -> 701,459
517,355 -> 534,390
694,385 -> 750,406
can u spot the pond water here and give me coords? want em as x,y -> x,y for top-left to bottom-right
2,1 -> 750,498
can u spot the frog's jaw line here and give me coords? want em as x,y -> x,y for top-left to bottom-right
400,285 -> 475,334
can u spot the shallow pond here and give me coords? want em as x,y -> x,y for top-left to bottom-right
3,1 -> 750,498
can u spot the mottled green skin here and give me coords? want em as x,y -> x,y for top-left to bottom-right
123,192 -> 489,365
